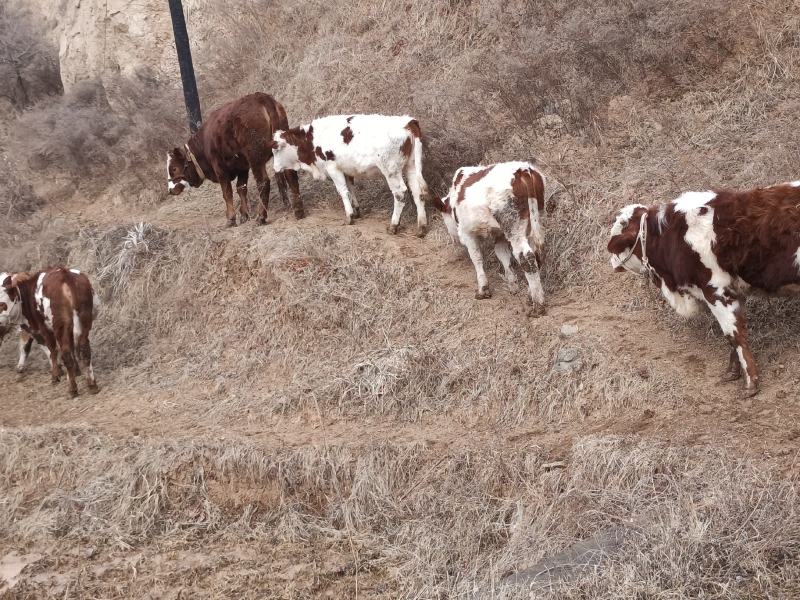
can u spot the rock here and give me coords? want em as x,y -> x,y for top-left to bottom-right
553,347 -> 582,373
560,324 -> 578,338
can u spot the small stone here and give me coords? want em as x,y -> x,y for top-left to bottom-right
553,348 -> 582,373
642,409 -> 655,419
560,324 -> 578,338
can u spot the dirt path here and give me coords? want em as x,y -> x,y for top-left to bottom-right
4,189 -> 800,473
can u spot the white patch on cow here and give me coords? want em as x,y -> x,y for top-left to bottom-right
69,268 -> 80,274
440,161 -> 547,306
610,203 -> 646,237
736,346 -> 752,387
168,179 -> 190,191
677,193 -> 732,291
794,247 -> 800,271
73,309 -> 82,339
0,272 -> 23,333
35,272 -> 53,329
790,181 -> 800,187
273,115 -> 429,229
673,190 -> 716,213
166,152 -> 171,183
660,282 -> 700,317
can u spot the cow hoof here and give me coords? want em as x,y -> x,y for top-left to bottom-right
388,224 -> 399,235
475,288 -> 492,300
344,215 -> 355,225
257,217 -> 268,226
51,376 -> 61,385
87,384 -> 100,395
720,370 -> 742,383
226,218 -> 237,227
239,214 -> 250,225
294,208 -> 306,219
527,305 -> 546,318
69,389 -> 79,399
741,386 -> 759,398
15,365 -> 25,374
416,224 -> 428,238
353,207 -> 362,219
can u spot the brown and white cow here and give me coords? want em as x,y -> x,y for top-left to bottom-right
0,268 -> 99,397
608,182 -> 800,396
431,161 -> 547,313
167,92 -> 304,226
270,114 -> 429,235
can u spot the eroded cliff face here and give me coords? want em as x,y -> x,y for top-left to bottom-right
13,0 -> 202,92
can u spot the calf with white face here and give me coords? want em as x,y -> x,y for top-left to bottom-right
271,114 -> 429,235
432,161 -> 548,313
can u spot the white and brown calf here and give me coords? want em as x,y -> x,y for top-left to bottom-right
608,182 -> 800,396
270,114 -> 429,235
432,161 -> 547,312
0,268 -> 100,397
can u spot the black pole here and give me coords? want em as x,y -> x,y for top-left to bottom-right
168,0 -> 202,133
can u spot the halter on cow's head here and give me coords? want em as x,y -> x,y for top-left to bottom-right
167,144 -> 206,195
608,203 -> 650,275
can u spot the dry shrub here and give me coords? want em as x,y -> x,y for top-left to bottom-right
2,427 -> 799,598
9,72 -> 183,200
0,3 -> 62,110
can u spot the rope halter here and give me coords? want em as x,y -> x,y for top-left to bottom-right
184,143 -> 206,182
617,210 -> 650,272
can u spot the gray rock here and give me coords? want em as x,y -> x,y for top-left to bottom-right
553,348 -> 582,373
559,324 -> 578,338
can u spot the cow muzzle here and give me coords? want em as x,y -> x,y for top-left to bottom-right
168,180 -> 188,195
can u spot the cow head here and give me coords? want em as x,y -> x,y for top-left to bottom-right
270,127 -> 324,180
167,147 -> 203,195
0,273 -> 22,341
430,194 -> 459,241
608,203 -> 649,274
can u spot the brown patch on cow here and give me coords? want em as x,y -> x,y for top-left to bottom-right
282,125 -> 316,165
511,168 -> 545,217
315,146 -> 335,161
341,126 -> 354,144
454,170 -> 465,188
457,167 -> 494,204
0,302 -> 6,312
400,136 -> 413,158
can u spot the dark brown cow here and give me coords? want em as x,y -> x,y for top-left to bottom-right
608,182 -> 800,396
167,92 -> 304,226
1,268 -> 99,397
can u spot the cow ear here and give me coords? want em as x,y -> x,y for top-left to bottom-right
10,272 -> 32,286
0,302 -> 6,312
607,231 -> 637,255
171,147 -> 184,160
1,275 -> 11,288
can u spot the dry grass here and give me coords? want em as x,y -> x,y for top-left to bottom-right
3,0 -> 800,597
2,427 -> 799,598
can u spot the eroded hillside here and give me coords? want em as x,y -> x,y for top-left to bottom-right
2,1 -> 800,597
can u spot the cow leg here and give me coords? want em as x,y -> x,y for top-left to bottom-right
461,233 -> 491,299
41,331 -> 62,384
494,239 -> 517,284
54,325 -> 79,398
236,172 -> 250,224
220,179 -> 237,227
282,169 -> 305,219
404,164 -> 427,237
77,332 -> 98,394
345,176 -> 361,218
16,331 -> 34,373
329,168 -> 357,225
722,347 -> 742,382
252,164 -> 271,225
384,172 -> 408,234
275,171 -> 290,207
497,206 -> 545,312
704,291 -> 759,395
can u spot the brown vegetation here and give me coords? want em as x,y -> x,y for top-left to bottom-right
2,0 -> 800,597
